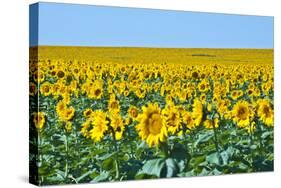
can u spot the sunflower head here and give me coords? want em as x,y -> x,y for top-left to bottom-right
192,99 -> 203,127
64,121 -> 73,132
198,79 -> 210,93
83,108 -> 94,119
136,103 -> 167,147
81,120 -> 92,138
33,112 -> 45,130
128,106 -> 139,120
232,100 -> 253,128
256,99 -> 273,127
163,102 -> 181,135
33,70 -> 45,83
56,100 -> 66,115
182,111 -> 195,130
110,113 -> 125,140
62,107 -> 75,121
88,80 -> 103,99
90,110 -> 109,142
29,82 -> 37,96
40,82 -> 52,96
56,100 -> 75,121
108,98 -> 120,114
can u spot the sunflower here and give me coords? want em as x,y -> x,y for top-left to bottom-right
56,100 -> 66,116
232,100 -> 253,128
123,90 -> 130,96
88,80 -> 103,99
89,85 -> 103,99
191,71 -> 199,79
110,113 -> 125,140
198,79 -> 210,93
128,106 -> 139,120
216,99 -> 231,119
33,112 -> 45,129
253,87 -> 261,97
262,82 -> 272,95
108,97 -> 120,114
89,110 -> 109,142
192,99 -> 203,126
83,108 -> 94,119
33,70 -> 45,83
162,102 -> 181,134
64,121 -> 73,132
178,90 -> 188,103
136,103 -> 167,147
40,82 -> 52,96
56,69 -> 65,79
62,93 -> 71,105
256,99 -> 273,127
51,82 -> 61,97
231,90 -> 239,100
29,82 -> 37,96
81,120 -> 91,138
199,93 -> 207,104
56,101 -> 75,121
182,111 -> 195,130
135,88 -> 146,99
61,107 -> 75,121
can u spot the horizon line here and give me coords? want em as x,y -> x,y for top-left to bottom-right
30,45 -> 274,50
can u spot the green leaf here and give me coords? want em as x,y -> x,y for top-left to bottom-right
198,168 -> 210,176
165,158 -> 179,177
136,158 -> 165,178
194,132 -> 213,147
90,171 -> 109,183
97,152 -> 116,160
220,150 -> 230,165
102,158 -> 115,171
189,155 -> 205,167
170,143 -> 189,161
206,152 -> 220,165
76,169 -> 96,183
261,131 -> 273,139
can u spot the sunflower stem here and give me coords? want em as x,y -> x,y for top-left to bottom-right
112,129 -> 120,180
248,129 -> 255,170
127,125 -> 134,158
64,132 -> 69,179
160,142 -> 169,158
182,123 -> 189,161
38,130 -> 43,184
212,122 -> 223,165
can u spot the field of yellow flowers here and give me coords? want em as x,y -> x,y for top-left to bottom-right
29,47 -> 274,185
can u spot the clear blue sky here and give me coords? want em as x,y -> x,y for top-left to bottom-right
30,2 -> 274,48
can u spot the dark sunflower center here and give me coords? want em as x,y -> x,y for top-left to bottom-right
263,106 -> 270,116
44,86 -> 49,93
110,101 -> 118,109
237,106 -> 247,119
95,89 -> 101,96
200,84 -> 205,90
57,71 -> 65,78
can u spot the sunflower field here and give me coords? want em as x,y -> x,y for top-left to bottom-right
29,47 -> 274,185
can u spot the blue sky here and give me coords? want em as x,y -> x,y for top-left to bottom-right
30,2 -> 274,48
